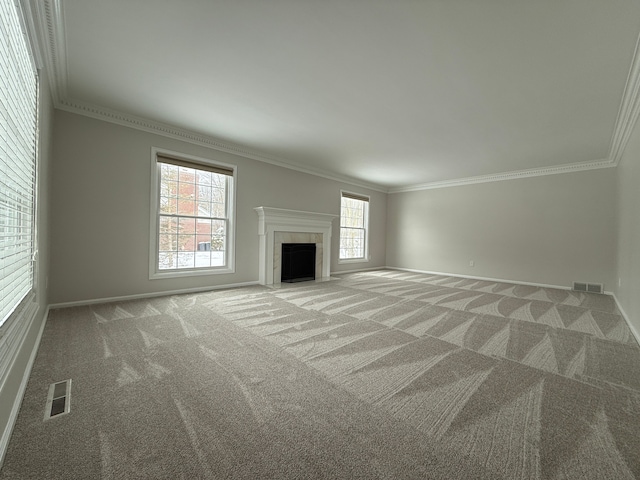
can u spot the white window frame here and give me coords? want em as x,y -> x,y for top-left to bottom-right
338,190 -> 370,263
149,148 -> 236,279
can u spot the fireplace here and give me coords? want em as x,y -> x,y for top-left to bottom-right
281,243 -> 316,283
254,207 -> 337,285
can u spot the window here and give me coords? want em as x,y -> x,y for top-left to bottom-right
339,192 -> 369,261
0,0 -> 38,326
150,150 -> 235,278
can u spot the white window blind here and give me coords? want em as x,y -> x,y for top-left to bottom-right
0,0 -> 38,326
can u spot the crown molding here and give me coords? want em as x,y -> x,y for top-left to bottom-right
26,0 -> 67,105
56,98 -> 389,193
388,158 -> 615,193
608,31 -> 640,166
31,0 -> 640,194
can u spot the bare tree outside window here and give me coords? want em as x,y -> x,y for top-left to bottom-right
157,160 -> 230,270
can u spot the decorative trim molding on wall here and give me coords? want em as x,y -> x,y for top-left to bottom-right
55,99 -> 388,193
609,32 -> 640,167
29,0 -> 640,194
388,158 -> 616,193
48,281 -> 260,309
385,266 -> 574,292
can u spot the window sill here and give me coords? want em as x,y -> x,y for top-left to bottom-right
150,266 -> 234,280
338,257 -> 370,265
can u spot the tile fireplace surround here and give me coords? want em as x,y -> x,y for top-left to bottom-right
254,207 -> 337,285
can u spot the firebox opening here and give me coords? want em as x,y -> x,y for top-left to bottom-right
281,243 -> 316,283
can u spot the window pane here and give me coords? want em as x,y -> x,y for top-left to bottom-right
197,176 -> 211,203
196,233 -> 212,250
177,251 -> 195,269
340,227 -> 365,258
159,216 -> 177,234
195,250 -> 212,268
157,159 -> 232,272
178,217 -> 196,235
158,252 -> 178,270
197,201 -> 211,217
339,195 -> 367,260
160,180 -> 176,198
158,234 -> 177,252
161,164 -> 179,183
196,218 -> 212,235
178,166 -> 195,184
177,196 -> 195,215
178,234 -> 195,252
211,219 -> 226,252
211,200 -> 225,218
340,198 -> 364,228
159,196 -> 176,215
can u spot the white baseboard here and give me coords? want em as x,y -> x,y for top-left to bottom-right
0,305 -> 48,469
333,266 -> 387,275
376,267 -> 638,342
383,266 -> 573,291
49,281 -> 261,309
612,294 -> 640,347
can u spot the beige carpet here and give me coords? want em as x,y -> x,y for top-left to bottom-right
2,270 -> 639,479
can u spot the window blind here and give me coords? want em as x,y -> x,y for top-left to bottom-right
0,0 -> 38,326
157,154 -> 234,177
341,191 -> 369,202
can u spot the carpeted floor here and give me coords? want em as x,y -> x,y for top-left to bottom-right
2,270 -> 639,479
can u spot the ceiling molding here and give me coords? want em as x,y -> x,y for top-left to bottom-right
56,98 -> 389,193
608,31 -> 640,166
26,0 -> 67,105
30,0 -> 640,194
388,159 -> 615,193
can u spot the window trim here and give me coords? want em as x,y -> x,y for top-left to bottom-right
149,147 -> 236,279
338,190 -> 370,264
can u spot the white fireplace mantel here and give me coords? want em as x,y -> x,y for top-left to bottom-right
254,207 -> 337,285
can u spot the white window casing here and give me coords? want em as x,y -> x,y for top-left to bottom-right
339,190 -> 369,263
149,148 -> 236,279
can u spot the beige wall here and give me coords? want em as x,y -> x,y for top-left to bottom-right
49,110 -> 386,304
615,116 -> 640,338
386,168 -> 617,289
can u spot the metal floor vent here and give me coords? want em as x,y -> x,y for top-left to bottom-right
44,379 -> 71,421
573,282 -> 604,294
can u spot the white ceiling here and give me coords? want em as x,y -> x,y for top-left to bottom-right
42,0 -> 640,190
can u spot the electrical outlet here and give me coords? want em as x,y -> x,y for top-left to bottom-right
469,260 -> 474,267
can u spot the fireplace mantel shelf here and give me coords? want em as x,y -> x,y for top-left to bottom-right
254,207 -> 337,285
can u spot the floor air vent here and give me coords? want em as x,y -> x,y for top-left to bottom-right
573,282 -> 604,294
44,379 -> 71,420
